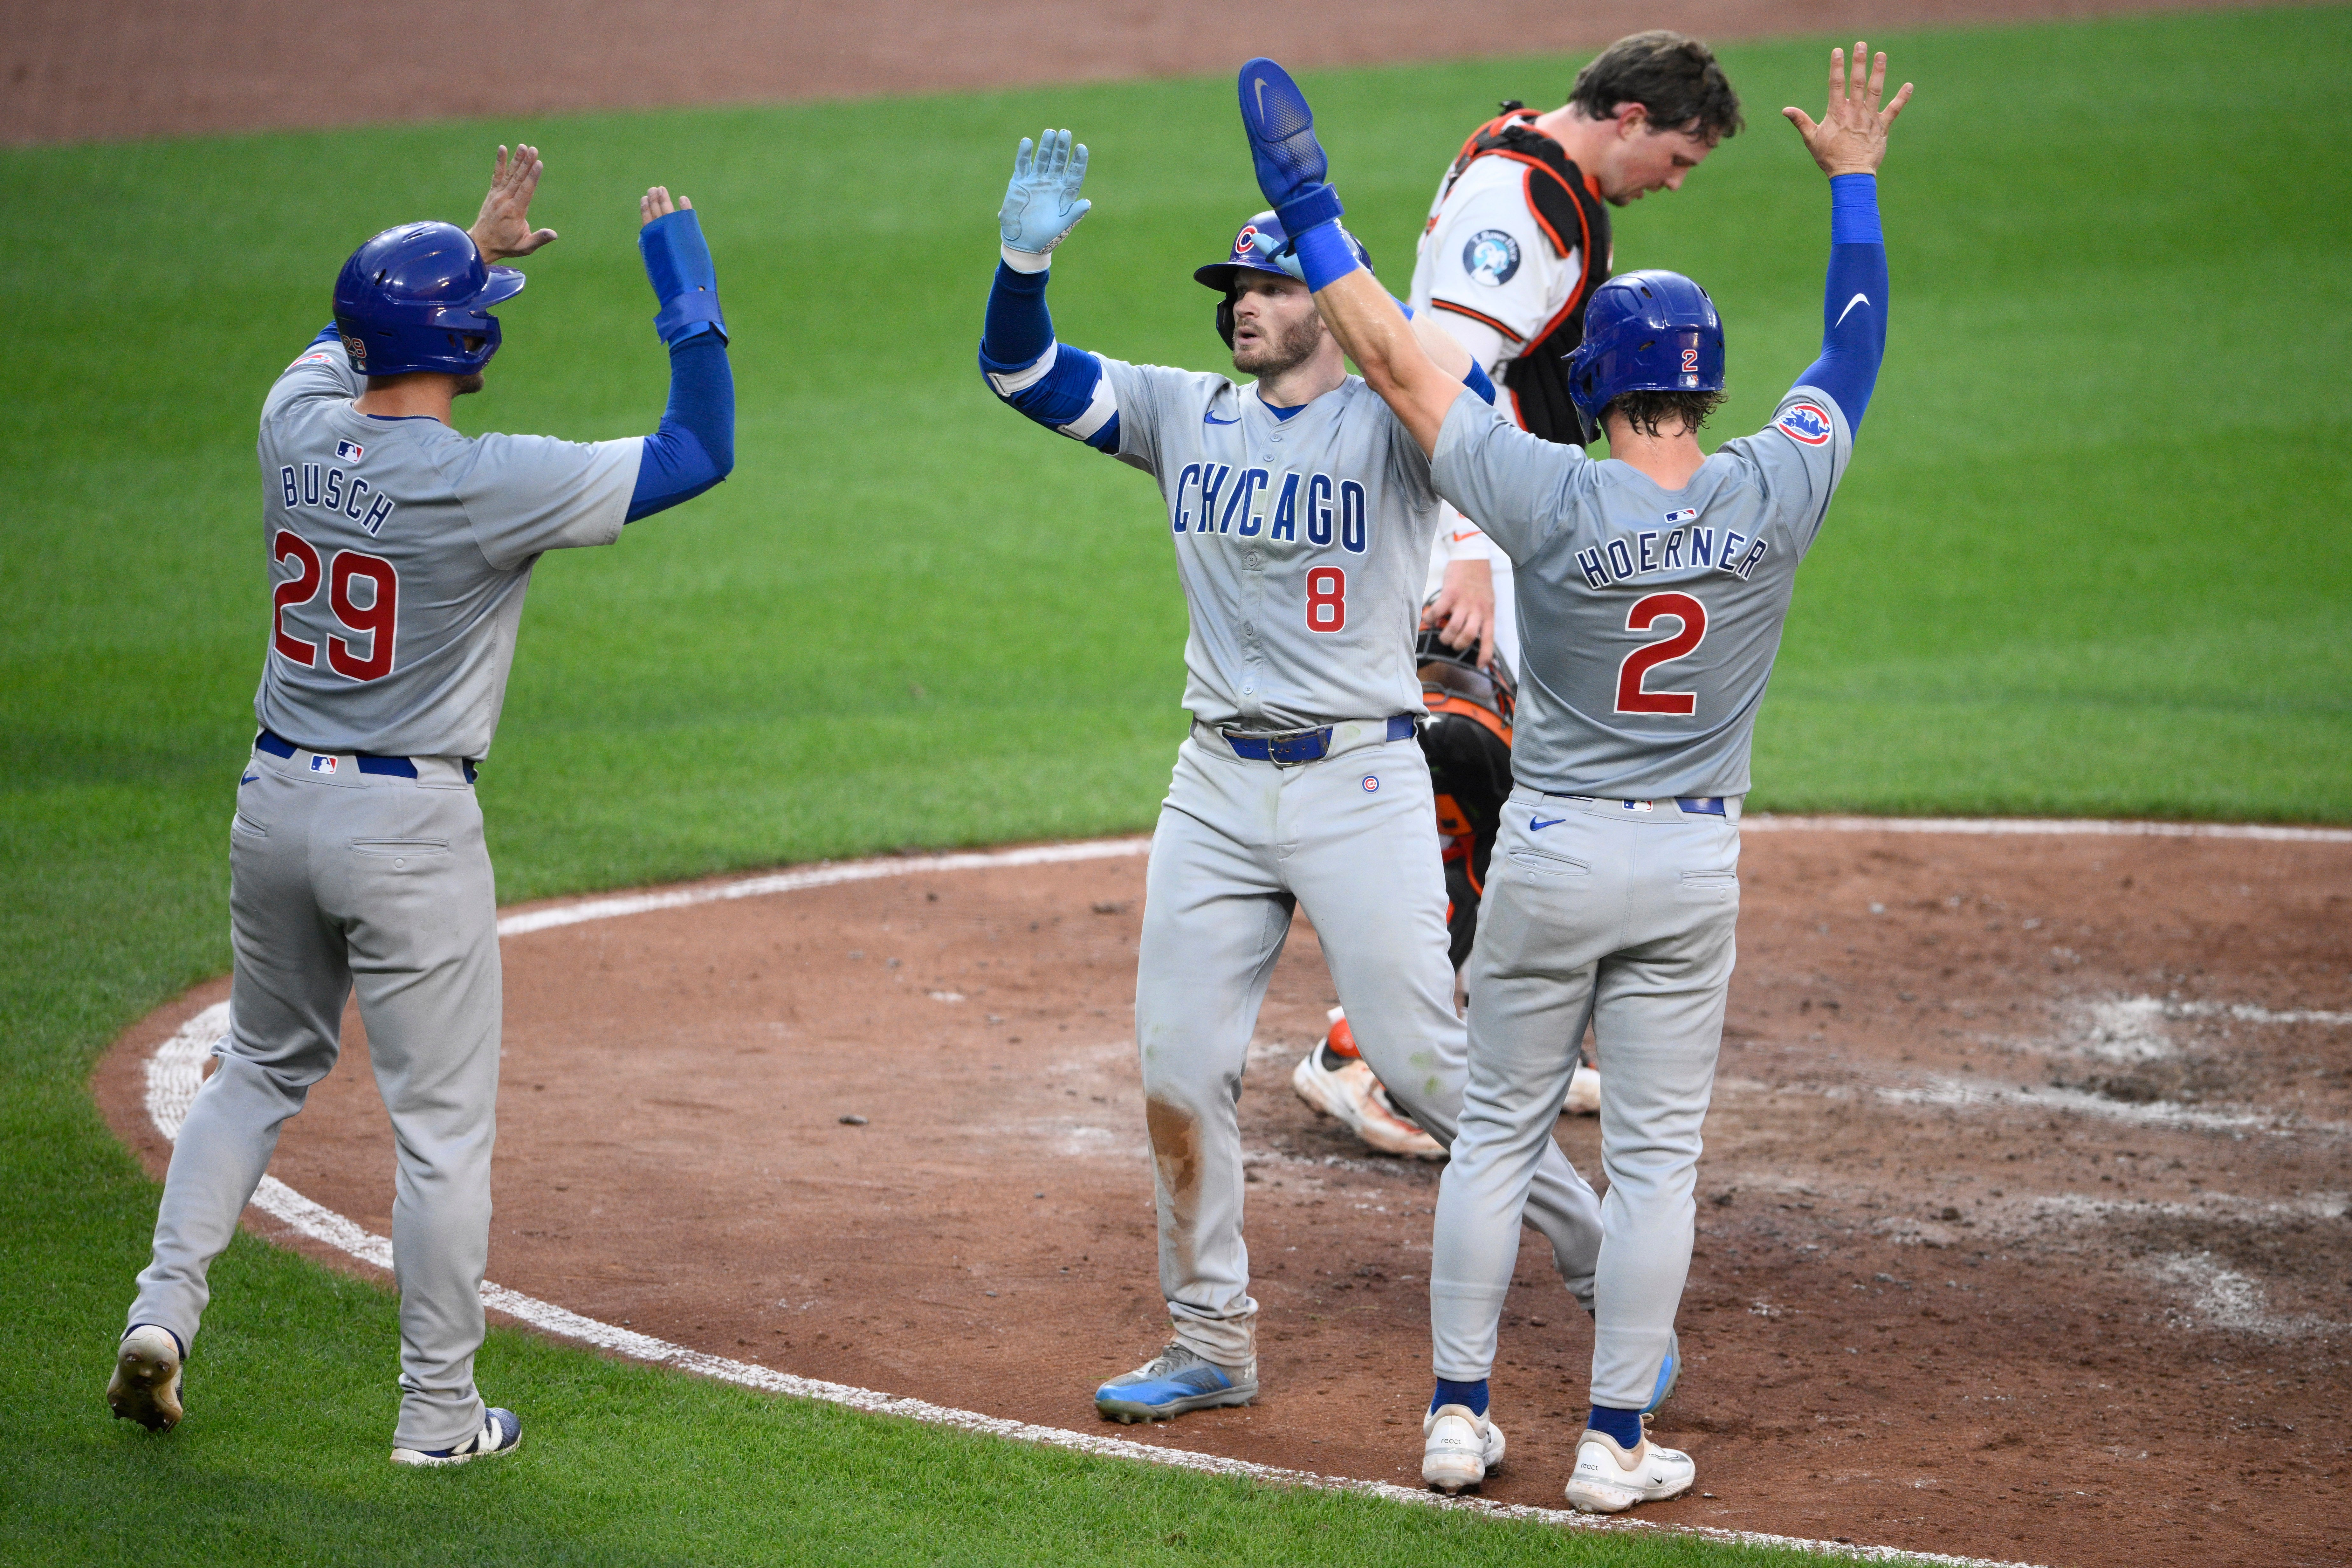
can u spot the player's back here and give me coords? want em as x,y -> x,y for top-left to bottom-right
256,340 -> 638,761
1435,389 -> 1852,801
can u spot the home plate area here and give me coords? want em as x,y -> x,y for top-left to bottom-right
97,821 -> 2352,1568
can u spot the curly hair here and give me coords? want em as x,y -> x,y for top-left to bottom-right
1569,31 -> 1744,144
1602,388 -> 1728,440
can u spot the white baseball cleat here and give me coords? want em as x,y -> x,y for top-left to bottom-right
1564,1063 -> 1601,1115
1563,1424 -> 1696,1513
1421,1402 -> 1505,1493
106,1324 -> 186,1432
1291,1011 -> 1444,1160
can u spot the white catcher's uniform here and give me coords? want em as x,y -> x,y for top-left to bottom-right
1091,356 -> 1607,1367
1410,120 -> 1615,674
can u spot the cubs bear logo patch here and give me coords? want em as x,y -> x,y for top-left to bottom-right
1462,229 -> 1521,286
1775,401 -> 1833,446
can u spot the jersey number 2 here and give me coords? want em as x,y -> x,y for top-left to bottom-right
273,530 -> 398,682
1615,591 -> 1706,715
1305,566 -> 1346,633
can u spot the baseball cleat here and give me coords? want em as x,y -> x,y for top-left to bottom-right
390,1406 -> 523,1467
1421,1402 -> 1506,1493
1094,1343 -> 1257,1423
1646,1331 -> 1681,1414
1564,1063 -> 1601,1115
1564,1423 -> 1696,1514
1292,1018 -> 1444,1160
107,1324 -> 186,1432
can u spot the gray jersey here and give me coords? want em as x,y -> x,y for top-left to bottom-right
1098,359 -> 1440,730
1432,384 -> 1854,798
253,339 -> 639,760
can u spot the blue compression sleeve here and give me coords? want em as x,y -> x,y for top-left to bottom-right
978,261 -> 1119,453
1462,358 -> 1496,405
626,334 -> 735,522
1793,174 -> 1888,432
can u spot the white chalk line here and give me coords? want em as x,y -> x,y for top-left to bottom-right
165,818 -> 2332,1567
488,815 -> 2352,942
145,1001 -> 2026,1566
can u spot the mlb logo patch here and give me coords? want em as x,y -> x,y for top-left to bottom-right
1775,401 -> 1833,446
308,754 -> 338,775
1624,799 -> 1654,812
335,439 -> 364,463
1663,507 -> 1698,526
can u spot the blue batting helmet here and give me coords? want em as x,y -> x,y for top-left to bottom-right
1566,270 -> 1724,443
1194,211 -> 1371,348
331,221 -> 525,378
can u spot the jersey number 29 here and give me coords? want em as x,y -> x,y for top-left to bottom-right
1615,591 -> 1705,715
273,530 -> 398,682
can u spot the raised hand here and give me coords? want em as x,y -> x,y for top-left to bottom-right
999,128 -> 1092,256
640,186 -> 692,227
1782,42 -> 1913,177
468,143 -> 559,263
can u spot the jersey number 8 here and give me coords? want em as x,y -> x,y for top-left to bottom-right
1615,591 -> 1705,715
273,530 -> 399,682
1305,566 -> 1347,633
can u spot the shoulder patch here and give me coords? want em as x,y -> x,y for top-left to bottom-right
292,352 -> 335,368
1461,229 -> 1522,287
1775,400 -> 1833,446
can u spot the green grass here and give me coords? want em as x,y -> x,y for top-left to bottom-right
1,8 -> 2346,1563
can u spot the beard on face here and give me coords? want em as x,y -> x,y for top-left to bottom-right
454,372 -> 486,396
1231,305 -> 1324,377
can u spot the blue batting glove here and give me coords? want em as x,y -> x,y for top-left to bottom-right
999,128 -> 1092,257
1237,58 -> 1342,235
1245,228 -> 1305,281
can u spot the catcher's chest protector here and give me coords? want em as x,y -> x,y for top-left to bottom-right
1436,109 -> 1615,447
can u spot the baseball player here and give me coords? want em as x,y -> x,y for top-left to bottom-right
1414,30 -> 1744,680
978,129 -> 1608,1423
1295,37 -> 1745,1158
1236,42 -> 1906,1503
104,147 -> 735,1464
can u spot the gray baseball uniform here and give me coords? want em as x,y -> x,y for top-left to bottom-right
127,337 -> 645,1453
1091,357 -> 1607,1368
1425,382 -> 1852,1408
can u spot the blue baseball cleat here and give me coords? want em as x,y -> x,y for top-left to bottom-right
390,1406 -> 523,1466
1095,1343 -> 1258,1424
1644,1330 -> 1681,1414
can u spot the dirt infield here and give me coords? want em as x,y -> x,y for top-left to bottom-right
3,0 -> 2304,147
97,822 -> 2351,1567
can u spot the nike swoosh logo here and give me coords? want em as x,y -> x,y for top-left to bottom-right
239,774 -> 258,785
1254,78 -> 1269,119
1835,292 -> 1872,327
1204,412 -> 1240,425
1529,817 -> 1565,831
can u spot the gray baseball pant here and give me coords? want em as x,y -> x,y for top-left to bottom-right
1134,728 -> 1605,1368
128,743 -> 501,1452
1430,789 -> 1739,1410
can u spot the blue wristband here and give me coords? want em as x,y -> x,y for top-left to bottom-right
640,208 -> 728,346
1829,174 -> 1882,246
1292,221 -> 1362,292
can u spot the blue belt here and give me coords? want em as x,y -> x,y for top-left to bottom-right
1221,714 -> 1415,764
256,729 -> 477,784
1553,793 -> 1728,817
